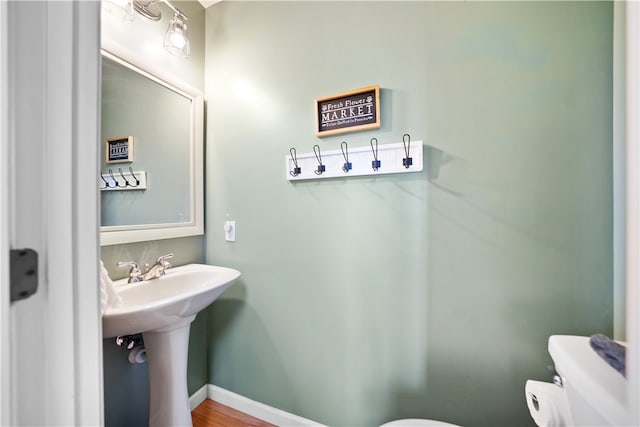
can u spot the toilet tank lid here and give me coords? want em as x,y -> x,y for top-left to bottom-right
548,335 -> 628,425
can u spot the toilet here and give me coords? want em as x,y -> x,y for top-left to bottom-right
381,418 -> 460,426
525,335 -> 629,426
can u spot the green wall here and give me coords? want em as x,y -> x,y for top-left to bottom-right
100,2 -> 207,426
204,2 -> 613,426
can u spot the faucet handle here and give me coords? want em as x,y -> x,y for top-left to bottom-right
156,253 -> 174,268
117,261 -> 142,283
117,261 -> 139,270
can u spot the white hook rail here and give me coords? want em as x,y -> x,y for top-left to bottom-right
286,141 -> 423,181
99,170 -> 147,191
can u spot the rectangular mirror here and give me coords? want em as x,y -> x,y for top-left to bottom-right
100,48 -> 203,246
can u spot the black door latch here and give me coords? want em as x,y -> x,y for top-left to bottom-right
10,248 -> 38,302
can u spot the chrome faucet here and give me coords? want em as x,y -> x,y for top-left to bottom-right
117,261 -> 143,283
141,253 -> 174,281
117,253 -> 174,283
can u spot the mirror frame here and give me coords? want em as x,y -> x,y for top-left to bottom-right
100,47 -> 204,246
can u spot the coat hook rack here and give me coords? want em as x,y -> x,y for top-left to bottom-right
370,137 -> 381,171
289,147 -> 301,177
313,144 -> 325,175
402,133 -> 413,168
118,167 -> 132,187
285,137 -> 423,181
100,172 -> 111,189
108,169 -> 120,188
341,141 -> 352,173
128,167 -> 140,186
100,169 -> 148,191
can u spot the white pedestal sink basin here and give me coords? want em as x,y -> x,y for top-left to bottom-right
102,263 -> 241,427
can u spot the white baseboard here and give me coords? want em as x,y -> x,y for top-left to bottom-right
190,384 -> 325,426
189,384 -> 208,411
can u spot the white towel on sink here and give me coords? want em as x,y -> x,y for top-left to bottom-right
100,260 -> 122,315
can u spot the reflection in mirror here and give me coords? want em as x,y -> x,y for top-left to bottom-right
100,49 -> 203,246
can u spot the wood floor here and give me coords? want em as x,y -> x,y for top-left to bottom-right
192,399 -> 276,427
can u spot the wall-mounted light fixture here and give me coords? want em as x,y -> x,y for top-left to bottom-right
103,0 -> 135,20
106,0 -> 191,58
163,12 -> 191,57
133,0 -> 162,21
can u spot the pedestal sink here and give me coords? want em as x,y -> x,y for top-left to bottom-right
102,263 -> 241,427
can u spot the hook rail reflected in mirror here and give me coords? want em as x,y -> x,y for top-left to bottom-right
100,169 -> 147,191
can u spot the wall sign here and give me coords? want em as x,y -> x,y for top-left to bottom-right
106,136 -> 133,163
315,85 -> 380,137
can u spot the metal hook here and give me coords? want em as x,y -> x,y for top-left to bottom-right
341,141 -> 352,173
128,167 -> 140,187
289,147 -> 301,177
118,168 -> 131,187
313,145 -> 325,175
100,172 -> 109,189
402,133 -> 412,168
370,137 -> 380,171
108,169 -> 119,187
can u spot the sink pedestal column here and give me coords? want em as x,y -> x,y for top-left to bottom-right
142,315 -> 196,427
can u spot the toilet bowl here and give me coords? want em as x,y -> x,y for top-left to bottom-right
526,335 -> 630,426
381,418 -> 461,427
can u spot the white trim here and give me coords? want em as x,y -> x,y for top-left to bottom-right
72,2 -> 104,425
204,384 -> 326,427
189,384 -> 208,411
613,0 -> 626,341
0,0 -> 10,424
626,1 -> 640,425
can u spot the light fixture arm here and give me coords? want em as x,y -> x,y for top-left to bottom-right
133,0 -> 188,21
161,0 -> 188,21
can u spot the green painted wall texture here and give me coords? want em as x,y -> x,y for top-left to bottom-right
204,2 -> 613,426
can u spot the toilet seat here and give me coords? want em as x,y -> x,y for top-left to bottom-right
381,419 -> 461,427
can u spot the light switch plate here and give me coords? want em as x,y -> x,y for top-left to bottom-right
224,220 -> 236,242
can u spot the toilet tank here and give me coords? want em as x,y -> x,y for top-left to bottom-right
548,335 -> 629,426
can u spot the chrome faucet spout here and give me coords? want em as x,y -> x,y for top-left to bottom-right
141,253 -> 174,281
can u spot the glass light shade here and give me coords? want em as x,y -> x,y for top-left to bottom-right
164,14 -> 191,57
103,0 -> 135,20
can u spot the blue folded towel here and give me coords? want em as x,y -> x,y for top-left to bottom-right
589,334 -> 625,376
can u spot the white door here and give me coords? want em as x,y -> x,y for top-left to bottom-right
0,0 -> 10,424
1,1 -> 103,425
627,3 -> 640,424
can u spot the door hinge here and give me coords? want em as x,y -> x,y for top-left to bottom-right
10,248 -> 38,302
